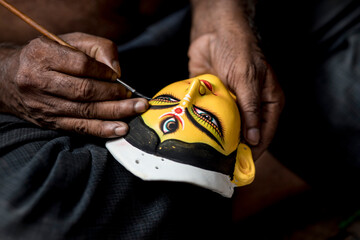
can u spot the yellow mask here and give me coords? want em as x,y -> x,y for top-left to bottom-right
106,74 -> 255,198
143,74 -> 240,155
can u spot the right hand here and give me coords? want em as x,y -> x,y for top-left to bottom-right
0,32 -> 149,138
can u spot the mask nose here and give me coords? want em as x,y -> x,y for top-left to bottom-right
181,79 -> 206,107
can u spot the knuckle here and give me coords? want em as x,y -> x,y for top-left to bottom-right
21,100 -> 56,128
14,71 -> 48,91
109,104 -> 122,119
239,63 -> 257,83
226,56 -> 268,86
25,38 -> 42,52
34,116 -> 57,129
105,39 -> 117,50
245,63 -> 257,83
21,98 -> 38,111
77,79 -> 95,100
22,38 -> 48,60
96,124 -> 111,138
73,120 -> 89,135
95,36 -> 116,50
225,60 -> 256,88
81,102 -> 95,118
242,100 -> 260,114
17,40 -> 53,90
44,117 -> 57,128
14,72 -> 32,89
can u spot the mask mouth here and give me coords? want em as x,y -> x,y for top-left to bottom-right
106,116 -> 238,198
124,116 -> 236,176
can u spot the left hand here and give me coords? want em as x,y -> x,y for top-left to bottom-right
188,16 -> 284,160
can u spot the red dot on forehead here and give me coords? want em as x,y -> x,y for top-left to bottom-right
174,108 -> 183,114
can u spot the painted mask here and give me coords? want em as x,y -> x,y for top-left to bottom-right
106,74 -> 255,197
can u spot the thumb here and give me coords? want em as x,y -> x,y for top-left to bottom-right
61,32 -> 121,77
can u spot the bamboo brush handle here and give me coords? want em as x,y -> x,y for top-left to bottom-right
0,0 -> 151,100
0,0 -> 75,49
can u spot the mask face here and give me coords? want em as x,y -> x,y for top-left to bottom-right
106,74 -> 255,198
141,74 -> 241,155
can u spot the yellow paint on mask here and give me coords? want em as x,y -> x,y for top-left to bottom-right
141,74 -> 241,155
232,143 -> 255,186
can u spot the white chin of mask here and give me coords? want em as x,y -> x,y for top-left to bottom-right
106,138 -> 235,198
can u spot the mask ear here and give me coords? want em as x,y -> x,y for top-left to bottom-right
232,143 -> 255,186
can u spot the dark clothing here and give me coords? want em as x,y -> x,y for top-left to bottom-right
0,114 -> 231,240
259,0 -> 360,188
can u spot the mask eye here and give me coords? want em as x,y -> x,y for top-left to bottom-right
152,95 -> 179,103
186,105 -> 224,148
161,117 -> 179,134
150,95 -> 180,109
193,106 -> 219,129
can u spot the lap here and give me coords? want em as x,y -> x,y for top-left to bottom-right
0,113 -> 232,239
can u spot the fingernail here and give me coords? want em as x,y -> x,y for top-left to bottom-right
247,128 -> 260,145
126,90 -> 132,98
134,100 -> 148,113
115,125 -> 128,136
111,72 -> 118,81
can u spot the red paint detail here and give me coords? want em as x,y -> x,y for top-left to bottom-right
161,113 -> 173,118
174,108 -> 183,114
200,80 -> 213,92
161,113 -> 184,127
175,115 -> 184,127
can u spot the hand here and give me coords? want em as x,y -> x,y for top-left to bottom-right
0,32 -> 148,138
188,25 -> 284,159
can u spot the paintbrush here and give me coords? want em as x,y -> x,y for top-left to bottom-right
0,0 -> 151,100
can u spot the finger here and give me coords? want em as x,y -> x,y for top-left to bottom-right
187,34 -> 213,77
41,71 -> 130,101
39,37 -> 118,81
251,67 -> 285,160
47,98 -> 149,120
260,66 -> 284,143
61,32 -> 121,77
235,78 -> 261,146
251,102 -> 282,160
55,118 -> 129,138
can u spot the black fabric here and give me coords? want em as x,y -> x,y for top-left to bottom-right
257,0 -> 360,188
0,113 -> 231,239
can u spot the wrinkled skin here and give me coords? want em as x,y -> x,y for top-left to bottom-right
0,0 -> 167,138
0,33 -> 149,137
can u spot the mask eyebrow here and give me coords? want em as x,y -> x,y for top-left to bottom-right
185,108 -> 224,150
